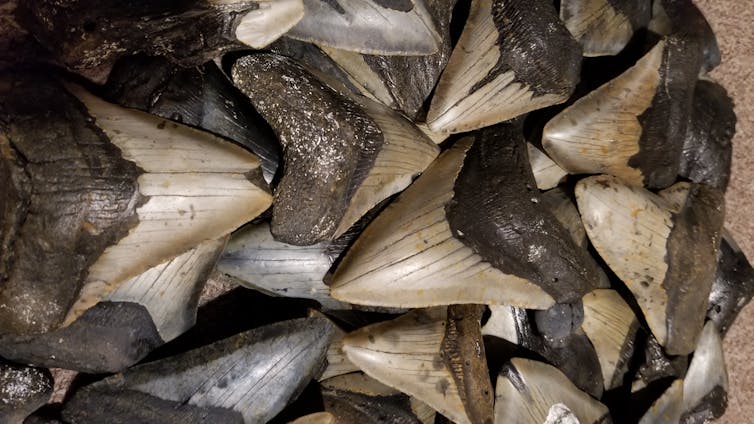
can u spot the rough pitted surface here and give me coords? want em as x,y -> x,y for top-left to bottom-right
707,235 -> 754,336
0,360 -> 53,423
0,76 -> 143,336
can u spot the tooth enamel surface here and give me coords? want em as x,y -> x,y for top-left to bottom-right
681,321 -> 728,422
639,378 -> 684,424
528,143 -> 568,190
560,0 -> 635,56
539,188 -> 588,248
319,337 -> 359,381
320,46 -> 399,109
657,181 -> 692,213
235,0 -> 305,49
481,305 -> 521,344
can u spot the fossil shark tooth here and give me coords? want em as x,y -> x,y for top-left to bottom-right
539,188 -> 588,248
332,123 -> 604,309
576,175 -> 724,355
63,316 -> 337,423
232,53 -> 439,245
649,0 -> 720,72
494,358 -> 611,424
638,379 -> 684,424
289,412 -> 336,424
632,332 -> 689,394
707,229 -> 754,336
425,0 -> 582,134
342,305 -> 494,424
528,143 -> 568,191
321,372 -> 436,424
103,56 -> 281,183
581,289 -> 639,391
679,79 -> 736,191
680,321 -> 729,423
0,360 -> 53,423
319,329 -> 360,381
560,0 -> 651,57
19,0 -> 304,83
544,404 -> 582,424
285,0 -> 442,56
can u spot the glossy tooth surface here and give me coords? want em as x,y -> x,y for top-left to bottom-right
707,229 -> 754,336
494,358 -> 610,424
560,0 -> 651,56
638,379 -> 684,424
528,143 -> 568,191
632,333 -> 689,392
576,175 -> 724,355
426,0 -> 581,134
0,360 -> 53,423
680,321 -> 729,423
286,0 -> 442,55
342,306 -> 494,424
289,412 -> 336,424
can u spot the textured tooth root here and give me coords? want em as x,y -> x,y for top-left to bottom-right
542,41 -> 665,186
560,0 -> 637,56
528,143 -> 567,190
638,379 -> 684,424
681,321 -> 728,422
235,0 -> 305,48
494,358 -> 610,424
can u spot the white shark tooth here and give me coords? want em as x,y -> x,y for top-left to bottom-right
528,143 -> 568,191
680,321 -> 729,423
581,289 -> 639,391
638,379 -> 684,424
576,175 -> 724,355
707,229 -> 754,336
286,0 -> 442,55
494,358 -> 610,424
426,0 -> 582,134
560,0 -> 651,56
342,305 -> 494,424
289,412 -> 336,424
234,0 -> 305,49
481,305 -> 527,345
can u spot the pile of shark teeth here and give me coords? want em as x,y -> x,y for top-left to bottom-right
0,0 -> 750,423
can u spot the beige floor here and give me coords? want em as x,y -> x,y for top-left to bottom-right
694,0 -> 754,422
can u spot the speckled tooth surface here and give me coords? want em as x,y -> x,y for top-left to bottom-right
0,360 -> 53,423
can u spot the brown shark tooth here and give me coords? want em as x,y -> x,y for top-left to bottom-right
494,358 -> 610,424
528,143 -> 568,191
285,0 -> 442,56
231,53 -> 439,245
576,175 -> 724,355
560,0 -> 651,57
342,306 -> 494,424
707,229 -> 754,336
680,321 -> 729,423
0,360 -> 53,423
426,0 -> 582,134
289,412 -> 337,424
648,0 -> 720,72
332,123 -> 604,309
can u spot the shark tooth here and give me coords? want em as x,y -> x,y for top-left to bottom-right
649,0 -> 720,71
332,123 -> 604,309
103,56 -> 281,183
232,53 -> 439,245
707,229 -> 754,336
576,175 -> 724,355
63,316 -> 337,423
632,333 -> 689,393
680,321 -> 729,424
540,188 -> 588,248
342,305 -> 494,424
285,0 -> 442,55
289,412 -> 336,424
581,289 -> 639,391
528,143 -> 568,191
544,404 -> 582,424
233,0 -> 305,49
319,330 -> 360,381
425,0 -> 582,134
560,0 -> 651,56
494,358 -> 610,424
0,360 -> 53,423
638,379 -> 684,424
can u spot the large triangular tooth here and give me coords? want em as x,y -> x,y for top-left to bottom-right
285,0 -> 442,55
234,0 -> 305,49
638,379 -> 684,424
426,0 -> 582,134
680,321 -> 729,423
0,360 -> 53,423
581,289 -> 639,391
707,229 -> 754,336
494,358 -> 610,424
289,412 -> 336,424
560,0 -> 651,56
62,84 -> 272,324
528,143 -> 568,190
342,306 -> 494,424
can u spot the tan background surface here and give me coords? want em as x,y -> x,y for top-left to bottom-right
695,0 -> 754,422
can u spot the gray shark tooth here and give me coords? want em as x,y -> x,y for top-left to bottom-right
285,0 -> 442,55
632,333 -> 689,393
103,56 -> 282,183
560,0 -> 651,57
707,229 -> 754,336
543,35 -> 703,189
540,188 -> 588,249
343,305 -> 494,424
0,360 -> 53,423
576,175 -> 725,355
679,79 -> 736,191
528,143 -> 568,191
426,0 -> 582,134
289,412 -> 336,424
65,316 -> 337,423
332,123 -> 603,309
321,372 -> 436,424
19,0 -> 304,83
494,358 -> 610,424
680,321 -> 729,424
318,0 -> 456,119
638,379 -> 684,424
581,289 -> 639,391
649,0 -> 720,72
231,53 -> 439,245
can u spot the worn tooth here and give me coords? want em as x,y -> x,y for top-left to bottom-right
560,0 -> 651,57
103,56 -> 282,183
581,289 -> 639,391
234,0 -> 305,49
63,316 -> 337,423
0,360 -> 53,423
494,358 -> 610,424
680,321 -> 729,423
289,412 -> 336,424
576,175 -> 724,355
648,0 -> 720,71
231,53 -> 439,245
285,0 -> 441,55
426,0 -> 582,134
707,229 -> 754,336
528,143 -> 568,191
321,372 -> 436,424
342,306 -> 494,424
539,188 -> 588,248
679,79 -> 736,191
332,123 -> 603,309
638,379 -> 684,424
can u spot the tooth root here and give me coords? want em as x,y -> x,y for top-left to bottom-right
426,0 -> 581,134
494,358 -> 610,424
681,321 -> 728,423
707,229 -> 754,336
560,0 -> 651,56
234,0 -> 305,49
289,412 -> 337,424
528,143 -> 568,191
0,360 -> 53,423
649,0 -> 720,71
285,0 -> 442,55
638,379 -> 684,424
